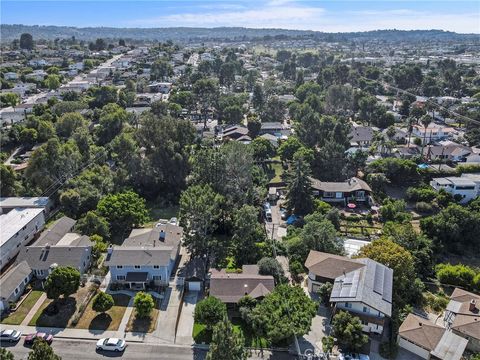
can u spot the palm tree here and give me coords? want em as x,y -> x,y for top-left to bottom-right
420,114 -> 433,158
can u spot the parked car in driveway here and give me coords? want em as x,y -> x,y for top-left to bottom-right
169,217 -> 178,225
24,332 -> 53,345
0,329 -> 22,342
96,338 -> 126,352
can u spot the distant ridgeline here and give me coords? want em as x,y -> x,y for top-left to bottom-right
1,25 -> 478,43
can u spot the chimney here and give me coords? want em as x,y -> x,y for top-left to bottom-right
45,243 -> 50,250
470,299 -> 476,312
107,245 -> 113,255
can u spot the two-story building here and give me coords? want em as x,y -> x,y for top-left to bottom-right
0,207 -> 46,270
430,177 -> 479,204
444,288 -> 480,353
305,250 -> 393,335
310,177 -> 373,206
104,224 -> 182,290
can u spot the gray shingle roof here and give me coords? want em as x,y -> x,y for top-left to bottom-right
330,258 -> 393,316
34,216 -> 76,246
0,261 -> 32,299
104,225 -> 183,267
16,245 -> 91,270
309,177 -> 372,193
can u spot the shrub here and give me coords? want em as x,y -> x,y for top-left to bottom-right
379,341 -> 398,359
194,296 -> 227,330
92,292 -> 114,313
133,292 -> 154,318
436,263 -> 477,288
416,201 -> 433,213
406,186 -> 437,202
432,296 -> 449,313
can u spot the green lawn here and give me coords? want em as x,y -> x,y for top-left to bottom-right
193,319 -> 269,348
267,162 -> 284,183
1,291 -> 43,325
75,294 -> 130,331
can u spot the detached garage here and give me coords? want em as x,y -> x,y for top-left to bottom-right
398,314 -> 467,360
181,258 -> 206,292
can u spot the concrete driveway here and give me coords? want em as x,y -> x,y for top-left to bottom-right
175,291 -> 199,345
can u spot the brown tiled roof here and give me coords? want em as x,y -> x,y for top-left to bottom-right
304,250 -> 364,281
448,288 -> 480,340
209,268 -> 275,303
399,314 -> 445,351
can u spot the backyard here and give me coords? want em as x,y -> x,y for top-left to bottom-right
75,293 -> 131,331
1,290 -> 43,325
125,297 -> 161,333
193,318 -> 269,348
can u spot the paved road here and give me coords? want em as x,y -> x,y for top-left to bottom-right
2,338 -> 294,359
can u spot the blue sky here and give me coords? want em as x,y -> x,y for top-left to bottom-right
2,1 -> 479,33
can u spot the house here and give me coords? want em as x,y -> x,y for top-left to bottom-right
349,125 -> 376,147
33,216 -> 77,246
0,261 -> 33,313
444,288 -> 480,352
104,224 -> 183,290
305,251 -> 393,334
0,208 -> 46,270
430,177 -> 479,204
4,72 -> 18,81
398,314 -> 468,360
26,70 -> 47,82
17,229 -> 92,280
310,177 -> 373,206
425,141 -> 472,162
393,144 -> 421,159
0,197 -> 53,216
221,125 -> 249,140
209,265 -> 275,306
330,258 -> 393,335
304,250 -> 364,292
411,124 -> 457,144
259,122 -> 288,137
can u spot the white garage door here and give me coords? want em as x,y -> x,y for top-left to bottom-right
188,281 -> 201,292
398,337 -> 429,359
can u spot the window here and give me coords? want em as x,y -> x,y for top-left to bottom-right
14,288 -> 19,295
153,276 -> 162,280
361,320 -> 368,325
344,302 -> 352,309
335,192 -> 343,199
24,277 -> 28,284
116,275 -> 126,281
134,265 -> 141,269
153,265 -> 160,269
323,192 -> 334,198
363,306 -> 369,313
116,265 -> 123,269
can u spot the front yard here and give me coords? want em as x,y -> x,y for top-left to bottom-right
1,290 -> 43,325
125,297 -> 161,333
28,285 -> 97,328
193,318 -> 269,348
75,294 -> 131,331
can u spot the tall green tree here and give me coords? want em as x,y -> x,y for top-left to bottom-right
92,292 -> 114,313
75,211 -> 110,239
194,296 -> 227,330
28,339 -> 61,360
250,285 -> 317,344
96,190 -> 148,236
285,153 -> 313,215
331,311 -> 368,351
232,205 -> 266,266
133,292 -> 155,318
44,266 -> 81,301
179,185 -> 224,258
207,317 -> 247,360
0,348 -> 14,360
20,33 -> 34,50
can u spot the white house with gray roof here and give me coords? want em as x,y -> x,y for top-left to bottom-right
0,261 -> 33,313
430,177 -> 479,204
0,207 -> 45,270
104,224 -> 183,290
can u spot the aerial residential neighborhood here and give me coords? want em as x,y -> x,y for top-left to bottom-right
0,1 -> 480,360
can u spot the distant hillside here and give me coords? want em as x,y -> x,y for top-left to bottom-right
1,25 -> 478,43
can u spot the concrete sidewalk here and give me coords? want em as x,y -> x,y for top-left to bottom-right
21,293 -> 47,326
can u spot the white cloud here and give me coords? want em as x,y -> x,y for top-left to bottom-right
126,3 -> 479,34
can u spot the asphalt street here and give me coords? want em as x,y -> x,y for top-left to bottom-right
1,338 -> 294,360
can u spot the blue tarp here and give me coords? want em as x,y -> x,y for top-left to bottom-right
286,215 -> 298,225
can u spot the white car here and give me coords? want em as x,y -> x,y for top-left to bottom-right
96,338 -> 126,352
168,217 -> 178,226
338,353 -> 370,360
0,329 -> 22,342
